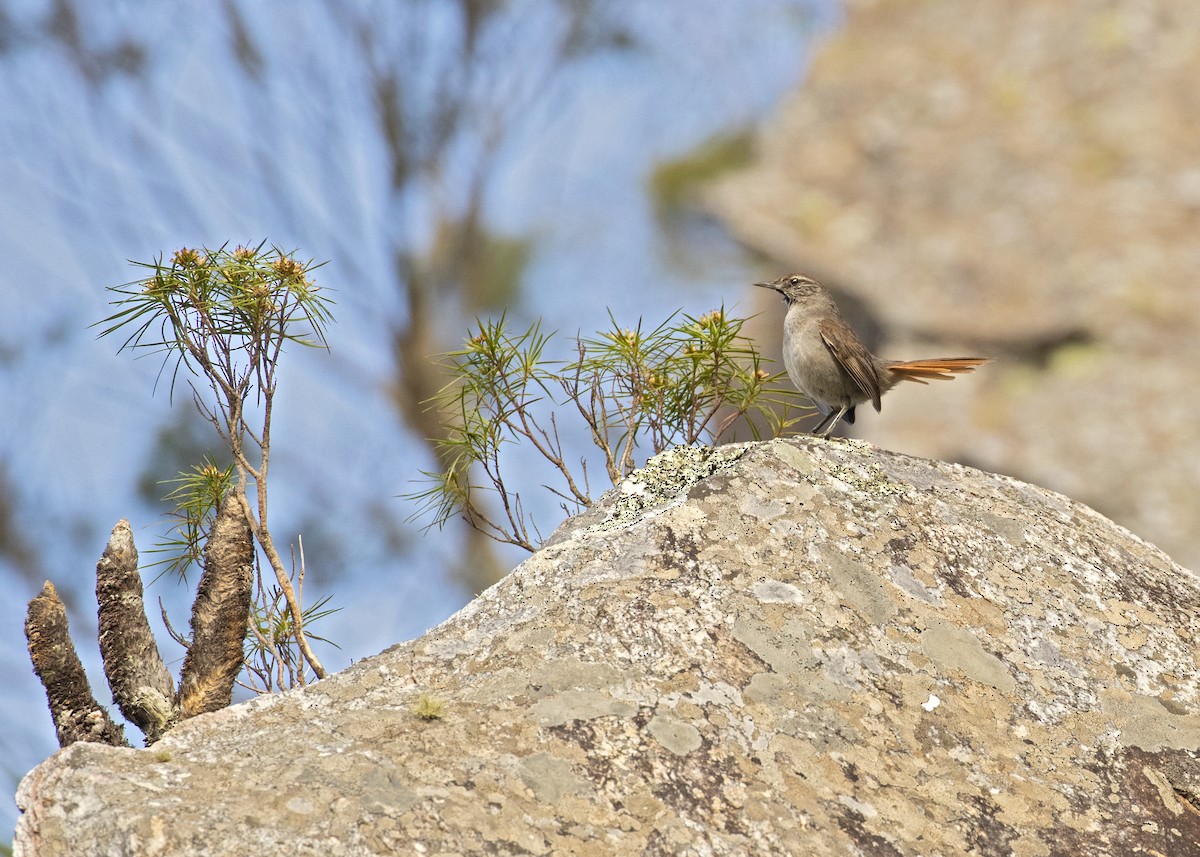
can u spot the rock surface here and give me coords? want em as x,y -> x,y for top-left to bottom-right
15,440 -> 1200,856
708,0 -> 1200,571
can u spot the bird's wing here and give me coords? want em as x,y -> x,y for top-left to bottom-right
819,318 -> 883,411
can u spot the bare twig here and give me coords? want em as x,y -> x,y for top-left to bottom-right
159,598 -> 189,648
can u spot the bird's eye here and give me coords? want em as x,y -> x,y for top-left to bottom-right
789,276 -> 801,286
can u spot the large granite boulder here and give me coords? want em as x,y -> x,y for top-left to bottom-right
15,441 -> 1200,855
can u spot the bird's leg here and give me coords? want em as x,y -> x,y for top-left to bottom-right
811,406 -> 849,438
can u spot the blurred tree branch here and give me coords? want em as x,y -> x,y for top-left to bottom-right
329,0 -> 641,587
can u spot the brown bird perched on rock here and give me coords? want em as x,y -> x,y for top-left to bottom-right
755,273 -> 990,437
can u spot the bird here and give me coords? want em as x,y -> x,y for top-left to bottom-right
755,273 -> 990,437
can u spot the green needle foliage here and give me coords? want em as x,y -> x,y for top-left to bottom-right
96,243 -> 337,686
97,243 -> 334,399
411,307 -> 802,551
144,457 -> 234,584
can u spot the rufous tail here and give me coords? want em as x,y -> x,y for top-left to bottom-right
885,358 -> 991,385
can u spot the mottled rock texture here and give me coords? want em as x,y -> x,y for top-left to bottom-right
16,441 -> 1200,855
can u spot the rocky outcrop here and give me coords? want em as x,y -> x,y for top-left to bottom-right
708,0 -> 1200,571
15,441 -> 1200,855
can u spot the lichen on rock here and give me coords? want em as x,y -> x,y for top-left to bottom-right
590,443 -> 749,533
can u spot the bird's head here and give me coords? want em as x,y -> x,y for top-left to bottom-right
753,273 -> 823,304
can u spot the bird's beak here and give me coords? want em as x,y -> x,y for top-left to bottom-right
753,281 -> 779,292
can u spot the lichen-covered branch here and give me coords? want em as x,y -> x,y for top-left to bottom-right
177,496 -> 254,718
96,519 -> 176,742
25,581 -> 128,748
